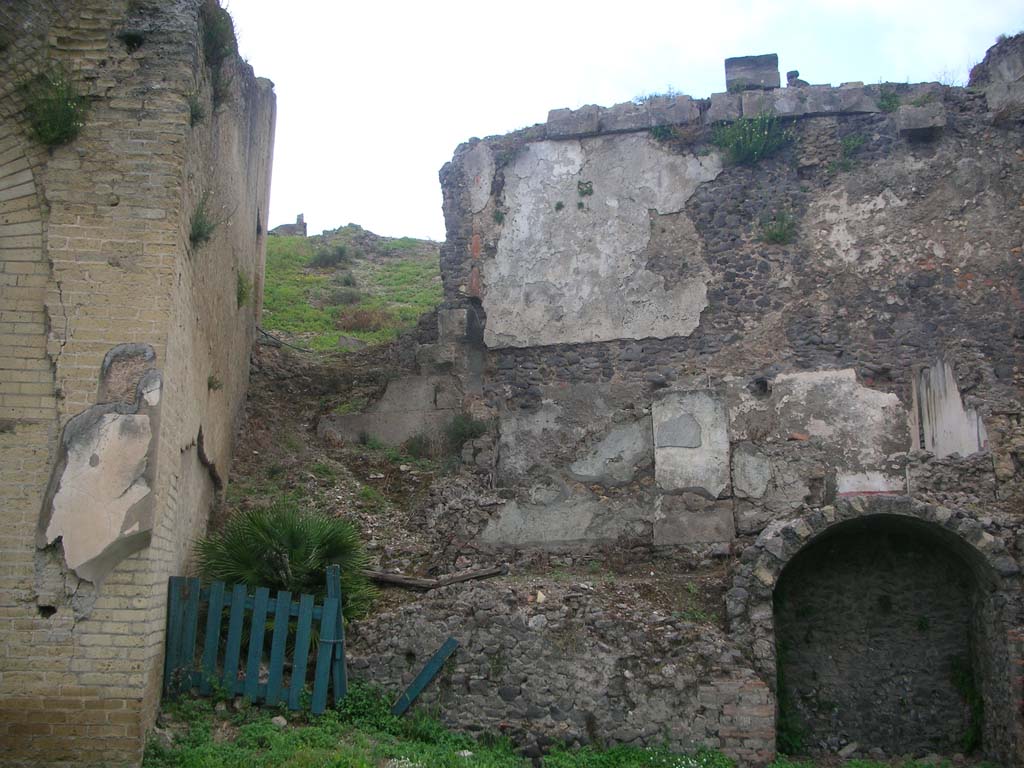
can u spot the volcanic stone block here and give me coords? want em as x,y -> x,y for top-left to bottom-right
646,94 -> 699,126
706,92 -> 742,123
546,104 -> 601,139
725,54 -> 780,91
600,101 -> 651,133
654,494 -> 736,545
653,389 -> 730,497
896,103 -> 946,138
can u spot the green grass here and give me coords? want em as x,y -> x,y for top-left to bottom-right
261,236 -> 441,352
144,689 -> 742,768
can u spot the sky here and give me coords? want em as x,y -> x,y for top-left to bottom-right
227,0 -> 1022,242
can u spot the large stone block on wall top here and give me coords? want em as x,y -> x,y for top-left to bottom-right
653,389 -> 730,497
897,103 -> 946,138
546,105 -> 601,139
725,53 -> 780,91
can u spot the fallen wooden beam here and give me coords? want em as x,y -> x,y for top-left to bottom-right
362,564 -> 507,591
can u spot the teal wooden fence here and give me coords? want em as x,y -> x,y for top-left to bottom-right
162,565 -> 347,714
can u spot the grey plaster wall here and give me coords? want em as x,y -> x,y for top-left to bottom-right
483,135 -> 719,348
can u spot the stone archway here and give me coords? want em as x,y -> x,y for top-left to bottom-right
727,496 -> 1023,764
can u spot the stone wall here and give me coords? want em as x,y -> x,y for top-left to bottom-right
0,1 -> 274,765
381,41 -> 1024,765
348,579 -> 775,765
431,55 -> 1023,552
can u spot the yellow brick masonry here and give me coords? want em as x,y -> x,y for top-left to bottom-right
0,1 -> 275,765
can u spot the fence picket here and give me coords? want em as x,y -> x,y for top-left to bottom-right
244,587 -> 270,700
325,565 -> 347,702
163,578 -> 185,695
179,578 -> 202,684
288,593 -> 315,710
311,596 -> 338,714
265,589 -> 291,706
221,583 -> 249,694
199,580 -> 225,695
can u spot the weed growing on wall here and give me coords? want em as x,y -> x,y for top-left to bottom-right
829,133 -> 866,173
189,192 -> 218,247
19,65 -> 89,147
236,271 -> 252,307
200,0 -> 237,106
187,92 -> 205,126
877,86 -> 901,112
711,113 -> 791,165
760,211 -> 797,245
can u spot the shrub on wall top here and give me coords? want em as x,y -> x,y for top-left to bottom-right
19,65 -> 88,148
711,112 -> 792,165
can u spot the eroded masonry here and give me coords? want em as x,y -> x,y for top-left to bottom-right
0,1 -> 274,765
334,44 -> 1024,765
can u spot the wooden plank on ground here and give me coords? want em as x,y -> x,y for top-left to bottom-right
391,637 -> 460,716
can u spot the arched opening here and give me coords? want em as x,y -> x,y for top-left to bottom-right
772,514 -> 998,758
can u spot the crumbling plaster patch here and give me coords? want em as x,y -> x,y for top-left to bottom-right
483,134 -> 721,347
806,187 -> 906,268
38,369 -> 162,584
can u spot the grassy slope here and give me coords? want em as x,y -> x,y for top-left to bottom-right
261,230 -> 441,352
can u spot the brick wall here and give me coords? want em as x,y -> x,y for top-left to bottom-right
0,1 -> 274,765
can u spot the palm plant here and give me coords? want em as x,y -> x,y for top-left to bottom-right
195,501 -> 375,621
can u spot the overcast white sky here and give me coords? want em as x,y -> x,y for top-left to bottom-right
228,1 -> 1021,241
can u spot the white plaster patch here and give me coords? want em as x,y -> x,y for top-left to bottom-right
836,471 -> 905,496
653,390 -> 730,497
45,413 -> 152,576
484,134 -> 721,347
909,360 -> 988,457
808,188 -> 905,268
